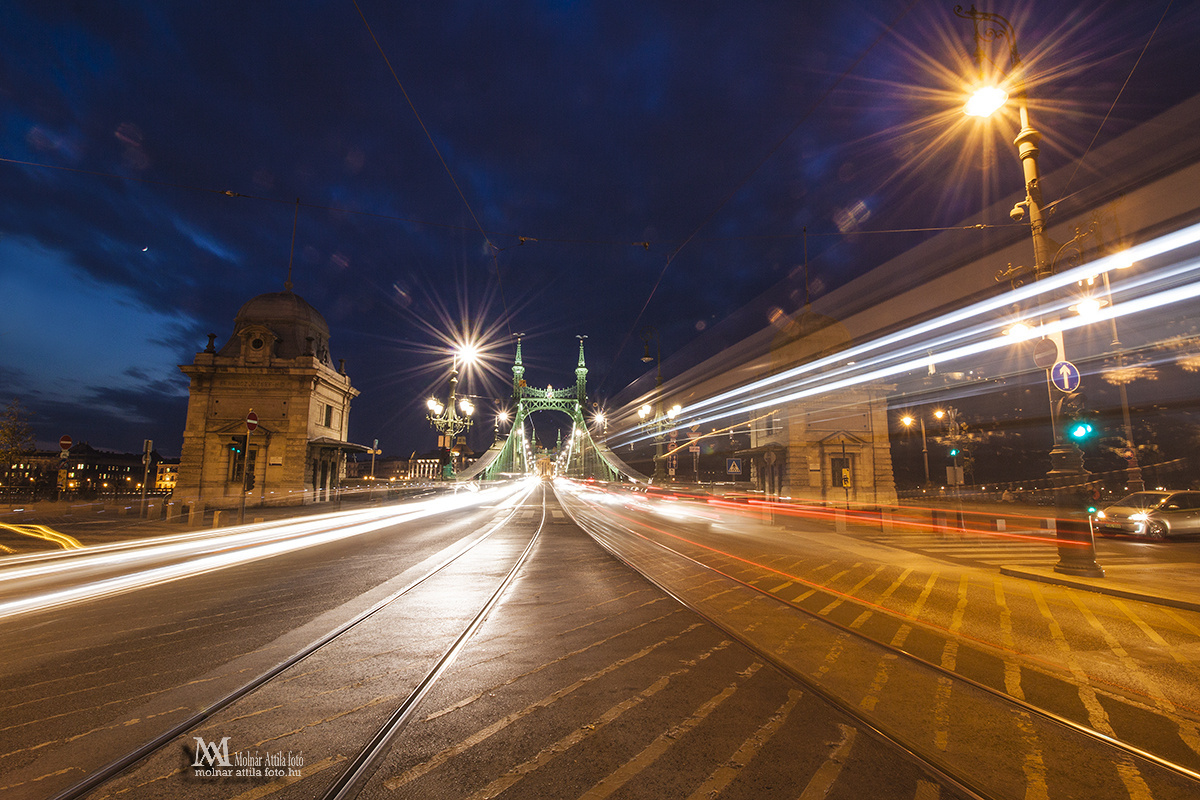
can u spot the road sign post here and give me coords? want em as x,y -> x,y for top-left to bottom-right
240,410 -> 257,524
140,438 -> 153,518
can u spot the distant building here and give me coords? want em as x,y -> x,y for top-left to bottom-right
345,454 -> 408,480
2,443 -> 161,501
408,451 -> 442,480
174,285 -> 366,511
156,459 -> 179,492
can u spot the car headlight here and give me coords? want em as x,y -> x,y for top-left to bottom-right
1095,510 -> 1107,519
1130,512 -> 1149,521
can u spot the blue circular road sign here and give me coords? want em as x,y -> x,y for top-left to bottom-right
1050,360 -> 1081,393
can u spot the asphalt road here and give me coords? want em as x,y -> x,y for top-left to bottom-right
3,481 -> 1200,799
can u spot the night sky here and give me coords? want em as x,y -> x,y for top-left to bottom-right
2,0 -> 1198,459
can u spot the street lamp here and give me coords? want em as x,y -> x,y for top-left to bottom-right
1072,258 -> 1145,491
956,4 -> 1088,478
900,414 -> 931,488
956,5 -> 1103,577
638,327 -> 674,482
427,344 -> 478,476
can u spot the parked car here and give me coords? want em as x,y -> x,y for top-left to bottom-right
1093,491 -> 1200,539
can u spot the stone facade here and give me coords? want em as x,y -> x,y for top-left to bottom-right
174,288 -> 362,511
743,309 -> 897,505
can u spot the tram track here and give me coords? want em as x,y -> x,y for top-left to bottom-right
45,481 -> 544,800
557,481 -> 1200,800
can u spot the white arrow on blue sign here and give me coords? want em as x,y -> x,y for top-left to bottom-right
1050,360 -> 1081,393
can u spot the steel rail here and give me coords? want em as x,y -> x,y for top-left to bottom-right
559,499 -> 992,800
628,514 -> 1200,784
47,483 -> 537,800
559,485 -> 1200,797
320,485 -> 548,799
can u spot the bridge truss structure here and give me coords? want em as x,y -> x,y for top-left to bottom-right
457,338 -> 642,483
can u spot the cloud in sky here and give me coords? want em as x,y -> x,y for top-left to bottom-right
2,0 -> 1198,457
0,236 -> 194,447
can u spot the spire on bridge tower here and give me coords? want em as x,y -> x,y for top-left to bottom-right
512,334 -> 526,401
576,334 -> 588,404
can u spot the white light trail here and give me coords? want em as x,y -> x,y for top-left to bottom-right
0,481 -> 533,620
613,221 -> 1200,444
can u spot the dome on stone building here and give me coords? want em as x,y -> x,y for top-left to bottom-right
217,288 -> 333,363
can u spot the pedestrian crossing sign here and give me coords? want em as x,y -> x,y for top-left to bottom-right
726,458 -> 742,475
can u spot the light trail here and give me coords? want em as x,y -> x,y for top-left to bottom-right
612,220 -> 1200,444
0,480 -> 534,620
0,523 -> 83,550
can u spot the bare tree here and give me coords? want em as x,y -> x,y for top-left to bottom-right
0,398 -> 35,466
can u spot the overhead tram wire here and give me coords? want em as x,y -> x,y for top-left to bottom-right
598,0 -> 921,395
352,0 -> 516,338
0,153 -> 1015,257
1056,0 -> 1174,204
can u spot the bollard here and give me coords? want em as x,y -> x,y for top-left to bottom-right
996,518 -> 1006,532
835,509 -> 847,534
212,509 -> 223,528
1053,490 -> 1104,578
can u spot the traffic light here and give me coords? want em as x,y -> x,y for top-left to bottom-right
948,447 -> 960,457
229,436 -> 246,455
245,468 -> 255,491
1056,392 -> 1095,442
1068,420 -> 1095,441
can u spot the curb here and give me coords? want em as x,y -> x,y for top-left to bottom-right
999,565 -> 1200,613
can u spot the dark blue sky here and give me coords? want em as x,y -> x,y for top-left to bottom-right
2,0 -> 1197,457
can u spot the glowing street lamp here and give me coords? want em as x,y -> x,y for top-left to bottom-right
427,343 -> 478,475
956,6 -> 1105,577
900,414 -> 931,488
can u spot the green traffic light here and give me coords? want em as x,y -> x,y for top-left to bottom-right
1069,422 -> 1094,440
949,448 -> 959,457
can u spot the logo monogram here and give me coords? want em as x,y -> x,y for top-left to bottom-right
192,736 -> 232,768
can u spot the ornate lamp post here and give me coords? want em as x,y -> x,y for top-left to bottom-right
957,4 -> 1086,478
427,346 -> 477,476
956,5 -> 1102,577
639,400 -> 682,483
1073,263 -> 1145,491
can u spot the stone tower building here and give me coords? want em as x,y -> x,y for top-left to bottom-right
174,287 -> 363,513
741,308 -> 897,505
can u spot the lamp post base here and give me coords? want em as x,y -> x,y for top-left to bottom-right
1053,490 -> 1105,579
1047,443 -> 1085,476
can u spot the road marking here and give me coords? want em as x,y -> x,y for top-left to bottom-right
382,626 -> 711,791
820,564 -> 885,616
932,575 -> 969,750
851,567 -> 913,630
580,663 -> 763,799
454,642 -> 734,800
223,755 -> 346,800
1110,598 -> 1200,685
1030,584 -> 1154,800
1069,593 -> 1200,759
684,689 -> 804,800
797,723 -> 857,800
907,570 -> 940,624
914,779 -> 940,799
859,653 -> 898,712
992,578 -> 1024,700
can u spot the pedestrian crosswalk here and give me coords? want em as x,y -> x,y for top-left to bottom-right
851,529 -> 1144,568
